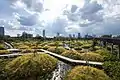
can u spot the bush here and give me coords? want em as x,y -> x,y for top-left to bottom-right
74,47 -> 82,50
76,41 -> 83,46
48,41 -> 62,46
103,61 -> 120,80
0,59 -> 13,80
89,46 -> 101,51
0,44 -> 5,50
76,50 -> 85,53
31,45 -> 42,49
0,50 -> 11,55
47,47 -> 66,54
42,45 -> 50,50
47,47 -> 56,52
61,49 -> 81,60
95,49 -> 117,61
5,54 -> 58,80
81,44 -> 91,49
18,45 -> 30,49
65,66 -> 110,80
80,52 -> 104,62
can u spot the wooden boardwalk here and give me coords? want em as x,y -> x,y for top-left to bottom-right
40,49 -> 103,66
0,48 -> 103,66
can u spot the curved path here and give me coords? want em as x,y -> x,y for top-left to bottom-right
40,49 -> 103,66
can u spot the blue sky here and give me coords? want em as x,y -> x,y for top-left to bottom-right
0,0 -> 120,37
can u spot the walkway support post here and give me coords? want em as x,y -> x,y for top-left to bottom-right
111,43 -> 113,54
105,42 -> 107,49
118,45 -> 120,60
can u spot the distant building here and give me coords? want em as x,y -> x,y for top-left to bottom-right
78,33 -> 81,38
73,34 -> 75,38
0,27 -> 4,36
21,32 -> 33,38
84,34 -> 93,38
17,34 -> 20,37
43,29 -> 46,38
69,34 -> 72,38
57,32 -> 60,37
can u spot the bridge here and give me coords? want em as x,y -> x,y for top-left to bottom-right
92,37 -> 120,59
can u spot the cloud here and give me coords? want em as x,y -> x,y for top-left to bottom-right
17,13 -> 39,26
0,19 -> 32,31
11,0 -> 43,12
71,5 -> 78,13
80,1 -> 103,14
43,17 -> 68,36
1,0 -> 120,37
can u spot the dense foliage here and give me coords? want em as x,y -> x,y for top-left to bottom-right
103,61 -> 120,80
95,49 -> 117,61
61,49 -> 81,60
47,47 -> 66,54
0,44 -> 5,50
80,52 -> 104,62
5,54 -> 58,80
65,66 -> 110,80
0,50 -> 11,54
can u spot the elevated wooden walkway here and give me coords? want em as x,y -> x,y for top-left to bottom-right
0,48 -> 103,67
40,49 -> 103,66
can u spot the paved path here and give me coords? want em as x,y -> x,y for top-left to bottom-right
0,52 -> 42,58
40,49 -> 103,66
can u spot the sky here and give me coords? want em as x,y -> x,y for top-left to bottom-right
0,0 -> 120,37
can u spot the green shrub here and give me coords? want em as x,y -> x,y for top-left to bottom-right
103,61 -> 120,80
61,49 -> 81,60
48,42 -> 62,46
47,47 -> 66,54
0,45 -> 5,50
47,47 -> 56,52
65,66 -> 110,80
95,49 -> 117,61
76,50 -> 85,53
0,50 -> 11,54
5,54 -> 58,80
0,59 -> 13,80
18,45 -> 30,49
80,52 -> 104,62
48,43 -> 56,46
74,47 -> 82,50
31,45 -> 42,49
76,41 -> 83,46
89,46 -> 101,51
55,47 -> 66,54
42,45 -> 50,50
81,44 -> 91,49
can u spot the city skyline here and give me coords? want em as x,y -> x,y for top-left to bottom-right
0,0 -> 120,37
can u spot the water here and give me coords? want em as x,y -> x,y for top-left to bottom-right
51,61 -> 72,80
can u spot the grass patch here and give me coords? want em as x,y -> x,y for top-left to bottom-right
5,54 -> 58,80
65,66 -> 110,80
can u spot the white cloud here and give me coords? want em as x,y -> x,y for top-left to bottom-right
1,0 -> 120,36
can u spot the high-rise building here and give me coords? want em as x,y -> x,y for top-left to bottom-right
78,33 -> 81,38
21,32 -> 33,38
43,29 -> 45,38
69,34 -> 72,38
73,34 -> 75,38
17,34 -> 20,37
57,32 -> 60,37
0,27 -> 4,36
